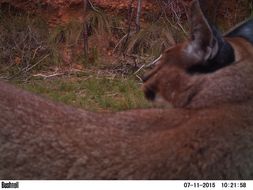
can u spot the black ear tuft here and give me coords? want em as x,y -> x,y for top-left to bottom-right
185,0 -> 220,62
225,19 -> 253,45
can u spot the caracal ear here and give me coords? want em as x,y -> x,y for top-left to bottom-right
186,0 -> 219,62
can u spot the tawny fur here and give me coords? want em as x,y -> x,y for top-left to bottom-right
1,79 -> 253,179
1,0 -> 253,179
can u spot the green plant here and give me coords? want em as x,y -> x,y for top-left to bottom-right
16,75 -> 152,111
128,22 -> 176,56
114,17 -> 183,58
86,10 -> 112,35
0,11 -> 52,79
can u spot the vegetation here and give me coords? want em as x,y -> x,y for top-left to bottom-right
0,12 -> 51,79
15,74 -> 152,112
0,0 -> 252,112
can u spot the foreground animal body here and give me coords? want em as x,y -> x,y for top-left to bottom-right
1,0 -> 253,179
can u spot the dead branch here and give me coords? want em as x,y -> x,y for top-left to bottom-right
135,0 -> 143,32
32,73 -> 64,79
87,0 -> 100,13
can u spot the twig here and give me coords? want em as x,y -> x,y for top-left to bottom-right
145,54 -> 162,68
0,76 -> 8,80
135,0 -> 143,32
135,74 -> 143,82
87,0 -> 100,13
32,73 -> 64,79
158,0 -> 187,35
83,0 -> 89,58
122,0 -> 135,55
134,64 -> 145,75
113,33 -> 128,53
32,46 -> 42,60
25,54 -> 50,73
171,8 -> 187,34
7,54 -> 50,80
